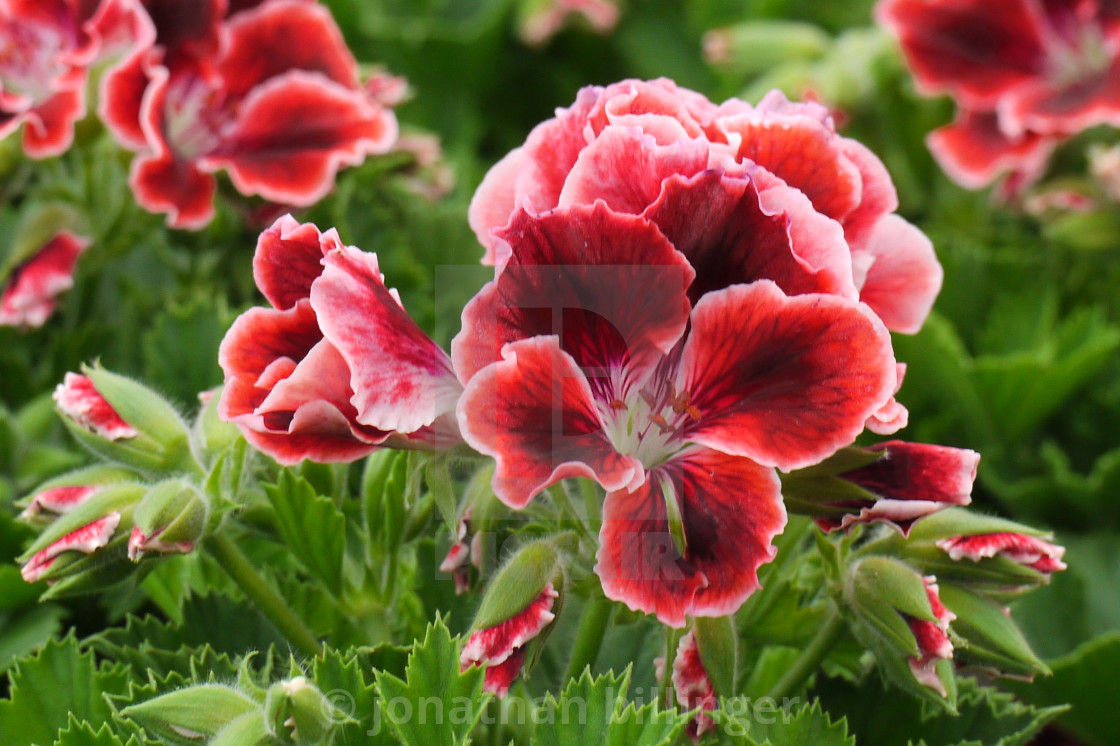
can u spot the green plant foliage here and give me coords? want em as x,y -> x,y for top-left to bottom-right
0,636 -> 130,746
813,675 -> 1066,746
532,668 -> 689,746
265,471 -> 348,596
375,617 -> 490,746
713,699 -> 854,746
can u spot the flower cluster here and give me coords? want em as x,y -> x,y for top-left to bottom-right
99,0 -> 398,228
0,0 -> 150,158
878,0 -> 1120,191
0,0 -> 399,229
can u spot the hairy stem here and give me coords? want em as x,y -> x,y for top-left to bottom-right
766,609 -> 845,702
206,533 -> 322,658
564,596 -> 615,683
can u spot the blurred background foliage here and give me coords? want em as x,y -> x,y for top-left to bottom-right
0,0 -> 1117,743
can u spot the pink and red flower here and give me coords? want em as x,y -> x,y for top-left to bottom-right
468,79 -> 941,335
878,0 -> 1120,189
455,203 -> 897,626
460,583 -> 558,696
518,0 -> 620,46
218,215 -> 462,465
936,532 -> 1067,574
906,576 -> 955,697
100,0 -> 398,228
0,231 -> 90,328
0,0 -> 151,157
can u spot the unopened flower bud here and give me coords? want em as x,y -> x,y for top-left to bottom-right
900,508 -> 1065,594
265,676 -> 347,745
440,510 -> 479,594
937,583 -> 1048,679
782,442 -> 979,535
702,20 -> 830,74
460,537 -> 569,696
671,630 -> 719,740
18,482 -> 145,584
122,684 -> 261,743
907,577 -> 955,698
129,479 -> 209,562
17,465 -> 135,522
54,367 -> 198,474
843,557 -> 956,704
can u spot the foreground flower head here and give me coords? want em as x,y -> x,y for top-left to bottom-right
0,231 -> 90,328
877,0 -> 1120,189
460,583 -> 558,696
455,203 -> 897,626
100,0 -> 398,228
0,0 -> 151,157
218,215 -> 462,464
468,78 -> 941,335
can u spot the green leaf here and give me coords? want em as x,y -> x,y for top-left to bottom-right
265,471 -> 347,595
140,301 -> 227,407
375,617 -> 491,746
53,715 -> 141,746
533,668 -> 688,746
313,647 -> 397,745
714,698 -> 853,746
813,674 -> 1065,746
1004,631 -> 1120,746
0,603 -> 67,673
0,635 -> 130,746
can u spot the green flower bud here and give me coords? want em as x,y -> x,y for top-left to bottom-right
122,684 -> 260,742
54,365 -> 200,476
265,676 -> 349,745
129,479 -> 209,561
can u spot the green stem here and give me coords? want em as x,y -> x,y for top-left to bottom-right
550,484 -> 593,541
662,626 -> 683,708
564,596 -> 615,683
206,533 -> 322,658
578,478 -> 602,526
766,610 -> 845,702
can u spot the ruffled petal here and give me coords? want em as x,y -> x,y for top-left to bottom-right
936,532 -> 1066,573
855,214 -> 942,334
201,70 -> 397,206
677,281 -> 896,471
21,513 -> 121,583
252,214 -> 338,310
468,85 -> 603,260
311,244 -> 462,433
876,0 -> 1047,110
926,110 -> 1058,189
452,202 -> 694,385
98,48 -> 151,150
719,93 -> 863,222
642,171 -> 857,303
1003,56 -> 1120,135
457,336 -> 642,509
595,447 -> 785,627
557,125 -> 712,215
130,150 -> 218,230
218,300 -> 384,464
22,88 -> 84,158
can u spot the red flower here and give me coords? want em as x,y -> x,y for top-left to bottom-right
54,372 -> 139,440
670,630 -> 718,740
814,441 -> 980,535
468,79 -> 941,336
456,204 -> 897,626
907,576 -> 955,697
218,216 -> 462,465
0,0 -> 151,157
936,532 -> 1067,574
100,0 -> 397,228
878,0 -> 1120,189
460,583 -> 558,696
0,231 -> 90,328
